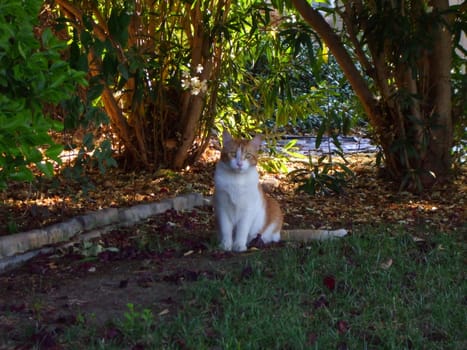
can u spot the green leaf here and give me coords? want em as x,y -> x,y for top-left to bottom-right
87,83 -> 104,101
9,168 -> 34,182
83,133 -> 94,150
20,146 -> 42,163
36,161 -> 54,178
45,144 -> 64,161
118,63 -> 129,81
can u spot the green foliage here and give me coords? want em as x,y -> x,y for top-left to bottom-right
59,1 -> 229,168
216,5 -> 364,171
451,40 -> 467,170
303,0 -> 462,189
117,303 -> 157,345
0,0 -> 86,189
288,153 -> 353,195
260,138 -> 306,173
217,7 -> 320,132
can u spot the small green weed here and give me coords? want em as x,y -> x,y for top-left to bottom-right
116,303 -> 157,345
288,153 -> 354,194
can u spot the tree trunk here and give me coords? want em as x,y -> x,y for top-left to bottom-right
172,0 -> 229,169
421,0 -> 453,185
291,0 -> 395,171
291,0 -> 455,189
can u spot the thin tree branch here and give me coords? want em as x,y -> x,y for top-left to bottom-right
290,0 -> 379,128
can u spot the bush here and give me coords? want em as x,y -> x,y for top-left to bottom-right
0,0 -> 86,189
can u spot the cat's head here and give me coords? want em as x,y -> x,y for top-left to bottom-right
220,130 -> 261,172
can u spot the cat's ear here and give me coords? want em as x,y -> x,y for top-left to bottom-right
251,135 -> 262,150
222,130 -> 233,145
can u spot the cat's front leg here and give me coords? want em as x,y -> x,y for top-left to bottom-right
220,235 -> 233,251
217,211 -> 234,251
232,221 -> 250,252
232,240 -> 247,252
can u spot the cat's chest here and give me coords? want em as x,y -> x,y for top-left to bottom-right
214,166 -> 260,203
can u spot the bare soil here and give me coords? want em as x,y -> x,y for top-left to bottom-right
0,208 -> 251,348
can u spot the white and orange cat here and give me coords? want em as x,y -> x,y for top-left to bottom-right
214,130 -> 347,252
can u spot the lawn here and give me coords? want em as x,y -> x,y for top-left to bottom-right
52,225 -> 466,349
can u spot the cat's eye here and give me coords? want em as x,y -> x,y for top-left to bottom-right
228,152 -> 237,158
245,153 -> 253,159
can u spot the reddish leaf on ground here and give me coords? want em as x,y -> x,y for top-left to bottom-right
323,275 -> 336,291
55,314 -> 78,326
337,319 -> 350,334
118,279 -> 128,288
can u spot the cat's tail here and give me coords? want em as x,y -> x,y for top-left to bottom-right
281,229 -> 348,242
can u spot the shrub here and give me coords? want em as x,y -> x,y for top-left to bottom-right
0,0 -> 86,189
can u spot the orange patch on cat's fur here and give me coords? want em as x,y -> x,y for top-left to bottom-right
258,184 -> 283,235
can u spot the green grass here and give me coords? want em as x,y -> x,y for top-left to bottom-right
53,225 -> 467,349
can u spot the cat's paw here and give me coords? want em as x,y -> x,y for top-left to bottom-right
219,241 -> 232,251
232,242 -> 247,252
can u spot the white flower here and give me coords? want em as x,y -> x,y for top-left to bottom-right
196,64 -> 204,74
191,76 -> 201,86
180,69 -> 208,95
189,77 -> 208,95
181,78 -> 190,89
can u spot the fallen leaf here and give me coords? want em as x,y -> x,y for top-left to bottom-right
104,327 -> 122,340
132,343 -> 146,350
337,319 -> 350,334
158,308 -> 170,316
248,234 -> 265,249
323,275 -> 336,291
183,250 -> 194,256
30,328 -> 57,349
380,258 -> 393,269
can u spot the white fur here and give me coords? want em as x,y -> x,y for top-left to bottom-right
214,161 -> 266,252
260,227 -> 281,244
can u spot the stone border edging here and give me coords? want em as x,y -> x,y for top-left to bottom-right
0,193 -> 210,273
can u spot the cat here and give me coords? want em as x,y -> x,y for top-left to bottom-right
213,130 -> 347,252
